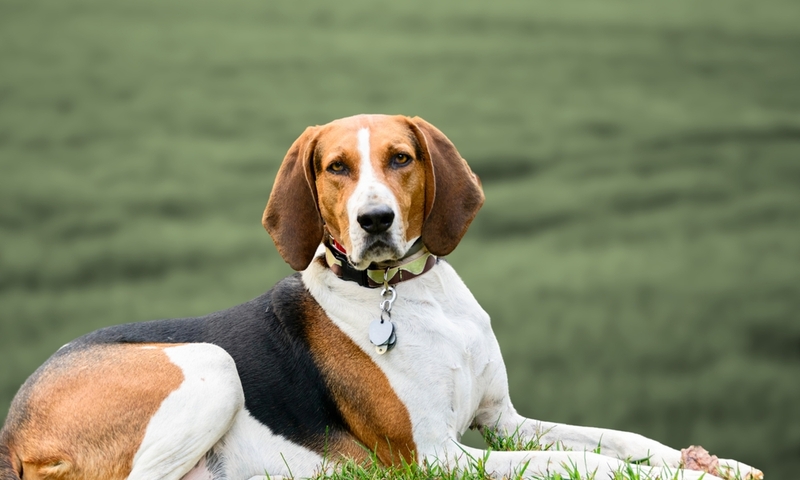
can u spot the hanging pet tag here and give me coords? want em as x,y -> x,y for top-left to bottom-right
371,280 -> 398,355
369,318 -> 394,347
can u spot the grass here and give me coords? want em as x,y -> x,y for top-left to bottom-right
2,0 -> 799,478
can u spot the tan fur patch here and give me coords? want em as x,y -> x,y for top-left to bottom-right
302,297 -> 417,466
6,344 -> 184,480
313,121 -> 363,250
407,116 -> 484,256
367,120 -> 426,244
263,125 -> 325,271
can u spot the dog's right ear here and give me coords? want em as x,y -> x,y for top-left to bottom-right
263,126 -> 324,271
407,117 -> 484,257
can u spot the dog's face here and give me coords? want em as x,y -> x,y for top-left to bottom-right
264,114 -> 484,271
313,117 -> 427,269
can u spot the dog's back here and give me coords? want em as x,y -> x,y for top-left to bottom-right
1,277 -> 309,478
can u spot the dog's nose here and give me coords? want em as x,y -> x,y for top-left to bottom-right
357,207 -> 394,234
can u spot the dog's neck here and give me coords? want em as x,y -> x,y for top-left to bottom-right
323,237 -> 437,288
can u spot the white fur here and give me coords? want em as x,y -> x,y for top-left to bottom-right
301,259 -> 749,480
212,409 -> 324,479
346,127 -> 416,269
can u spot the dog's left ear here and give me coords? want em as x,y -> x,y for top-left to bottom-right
263,126 -> 324,271
406,116 -> 485,256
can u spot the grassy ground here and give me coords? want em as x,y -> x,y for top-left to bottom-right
1,0 -> 799,477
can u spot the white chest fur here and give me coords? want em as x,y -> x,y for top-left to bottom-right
302,256 -> 507,456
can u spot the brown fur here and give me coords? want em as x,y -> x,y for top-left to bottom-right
365,118 -> 428,245
302,294 -> 417,466
2,345 -> 183,480
263,126 -> 325,271
406,116 -> 484,257
312,120 -> 363,252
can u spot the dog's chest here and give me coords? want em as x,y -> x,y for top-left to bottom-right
302,260 -> 499,450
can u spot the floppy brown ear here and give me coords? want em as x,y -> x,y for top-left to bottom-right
407,116 -> 484,256
263,126 -> 324,271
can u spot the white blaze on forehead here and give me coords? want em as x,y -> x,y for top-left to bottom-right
357,128 -> 373,181
345,127 -> 406,267
348,126 -> 386,225
348,126 -> 395,215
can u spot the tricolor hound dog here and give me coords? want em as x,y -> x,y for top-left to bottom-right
1,115 -> 762,480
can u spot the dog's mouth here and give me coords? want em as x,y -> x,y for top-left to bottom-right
349,236 -> 403,269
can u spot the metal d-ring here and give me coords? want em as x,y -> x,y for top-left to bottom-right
372,268 -> 399,355
380,285 -> 396,313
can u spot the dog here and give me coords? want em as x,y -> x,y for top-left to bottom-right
1,114 -> 762,480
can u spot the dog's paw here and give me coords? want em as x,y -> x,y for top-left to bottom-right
717,457 -> 764,480
681,445 -> 763,480
681,445 -> 720,475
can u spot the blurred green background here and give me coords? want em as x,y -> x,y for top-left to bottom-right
1,0 -> 799,477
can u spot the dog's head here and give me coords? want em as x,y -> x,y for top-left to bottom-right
263,114 -> 484,271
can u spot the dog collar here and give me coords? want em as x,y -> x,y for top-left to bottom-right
323,239 -> 437,288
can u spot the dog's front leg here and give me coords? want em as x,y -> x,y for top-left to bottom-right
482,409 -> 762,479
473,332 -> 762,478
495,412 -> 681,466
428,442 -> 724,480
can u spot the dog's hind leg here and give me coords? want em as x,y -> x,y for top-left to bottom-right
2,343 -> 240,480
128,343 -> 244,480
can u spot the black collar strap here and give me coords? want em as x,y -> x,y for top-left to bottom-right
324,240 -> 437,288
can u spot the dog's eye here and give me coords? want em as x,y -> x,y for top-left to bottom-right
327,161 -> 348,174
391,153 -> 412,167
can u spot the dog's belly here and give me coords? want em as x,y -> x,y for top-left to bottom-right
186,409 -> 324,480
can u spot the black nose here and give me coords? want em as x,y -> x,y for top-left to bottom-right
357,207 -> 395,234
